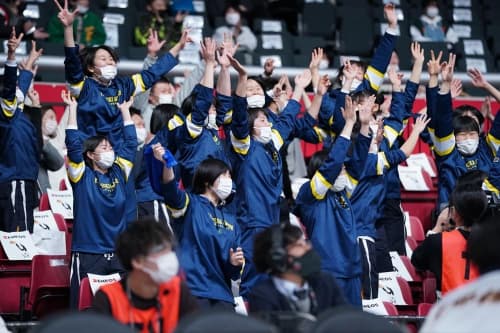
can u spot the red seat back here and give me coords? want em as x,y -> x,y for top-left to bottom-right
396,276 -> 414,305
382,301 -> 399,315
409,216 -> 425,243
59,179 -> 68,191
0,259 -> 31,316
399,255 -> 422,282
78,277 -> 93,311
26,255 -> 70,318
39,193 -> 50,211
418,302 -> 434,316
406,235 -> 418,252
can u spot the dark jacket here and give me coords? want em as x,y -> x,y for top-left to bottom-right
248,272 -> 347,316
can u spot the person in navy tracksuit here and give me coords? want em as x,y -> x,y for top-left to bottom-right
176,38 -> 232,191
294,96 -> 364,307
227,55 -> 316,298
151,142 -> 244,309
0,31 -> 42,233
426,52 -> 500,210
64,92 -> 137,309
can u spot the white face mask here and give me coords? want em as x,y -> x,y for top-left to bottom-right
44,119 -> 58,136
77,4 -> 89,14
247,94 -> 266,108
319,59 -> 329,70
225,12 -> 240,26
136,127 -> 147,145
426,6 -> 439,18
213,176 -> 233,201
331,174 -> 348,192
98,65 -> 117,80
158,93 -> 173,105
456,138 -> 479,155
95,151 -> 115,169
142,251 -> 179,285
254,125 -> 273,144
341,77 -> 363,91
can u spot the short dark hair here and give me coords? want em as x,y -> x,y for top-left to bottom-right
150,103 -> 180,134
307,149 -> 329,179
453,115 -> 480,135
83,135 -> 109,167
450,184 -> 488,227
253,224 -> 304,273
191,158 -> 231,194
180,91 -> 197,117
454,105 -> 484,128
151,78 -> 172,94
335,60 -> 367,86
129,107 -> 142,118
116,218 -> 175,271
247,108 -> 268,133
79,45 -> 119,77
467,215 -> 500,274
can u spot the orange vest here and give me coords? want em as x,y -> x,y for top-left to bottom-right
441,229 -> 479,295
100,276 -> 181,333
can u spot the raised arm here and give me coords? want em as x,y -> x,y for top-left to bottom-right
62,90 -> 86,183
53,0 -> 77,47
309,48 -> 324,92
468,68 -> 500,103
400,114 -> 431,158
2,28 -> 23,112
115,98 -> 138,171
228,54 -> 250,155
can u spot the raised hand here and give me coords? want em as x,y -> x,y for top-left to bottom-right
200,37 -> 216,64
384,3 -> 398,28
217,34 -> 238,68
342,95 -> 356,124
117,96 -> 134,113
263,57 -> 274,76
227,54 -> 246,76
450,78 -> 463,98
342,59 -> 356,81
7,27 -> 23,57
441,53 -> 456,83
272,75 -> 287,97
61,90 -> 77,108
309,48 -> 324,70
222,32 -> 239,57
480,96 -> 493,121
294,69 -> 312,89
20,41 -> 43,73
412,113 -> 431,134
427,50 -> 443,76
53,0 -> 79,27
317,74 -> 331,96
411,41 -> 424,63
27,88 -> 41,107
387,66 -> 403,89
147,29 -> 166,56
229,247 -> 244,266
468,68 -> 488,89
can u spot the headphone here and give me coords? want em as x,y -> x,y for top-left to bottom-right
269,224 -> 288,274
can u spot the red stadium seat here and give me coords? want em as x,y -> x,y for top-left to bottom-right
23,255 -> 70,319
39,193 -> 50,211
59,179 -> 68,191
396,277 -> 414,305
409,216 -> 425,244
0,257 -> 31,317
399,255 -> 423,282
383,301 -> 399,315
406,236 -> 418,253
418,302 -> 434,316
78,277 -> 93,311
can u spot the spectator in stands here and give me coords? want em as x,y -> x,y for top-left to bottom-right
132,29 -> 205,132
151,144 -> 244,309
426,52 -> 500,210
93,218 -> 198,330
294,95 -> 373,307
248,224 -> 347,314
410,0 -> 458,44
0,0 -> 49,40
175,37 -> 233,191
420,215 -> 500,332
133,0 -> 186,49
38,104 -> 65,194
47,0 -> 106,48
227,55 -> 315,299
62,91 -> 137,308
0,30 -> 42,233
411,177 -> 488,296
54,0 -> 190,150
212,3 -> 257,53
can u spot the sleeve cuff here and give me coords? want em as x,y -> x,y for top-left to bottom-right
66,125 -> 78,130
124,120 -> 134,126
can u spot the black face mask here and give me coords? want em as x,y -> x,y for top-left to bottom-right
290,249 -> 322,279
